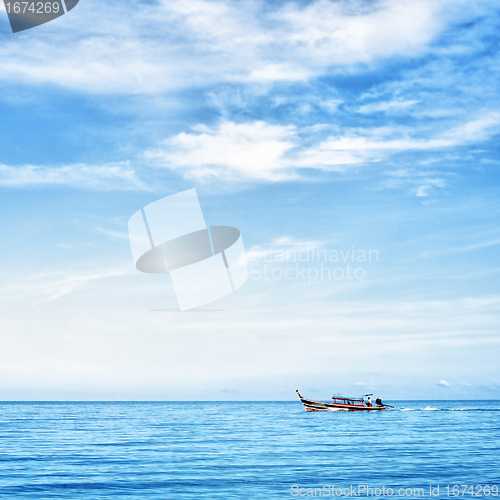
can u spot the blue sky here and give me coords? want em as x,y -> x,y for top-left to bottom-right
0,0 -> 499,400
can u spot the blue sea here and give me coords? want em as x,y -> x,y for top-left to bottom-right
0,401 -> 499,499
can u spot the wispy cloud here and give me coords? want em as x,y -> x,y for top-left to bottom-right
305,112 -> 500,163
383,169 -> 450,197
0,0 -> 498,198
40,269 -> 133,302
95,227 -> 130,240
145,112 -> 500,184
0,269 -> 133,303
0,162 -> 145,190
0,0 -> 471,94
2,110 -> 496,190
356,100 -> 420,114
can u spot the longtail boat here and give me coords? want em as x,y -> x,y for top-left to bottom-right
296,390 -> 387,411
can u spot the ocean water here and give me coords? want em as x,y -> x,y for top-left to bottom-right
0,401 -> 499,499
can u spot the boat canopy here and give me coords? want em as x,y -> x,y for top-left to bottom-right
332,396 -> 364,406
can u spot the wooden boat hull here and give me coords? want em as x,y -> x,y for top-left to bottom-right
299,397 -> 386,412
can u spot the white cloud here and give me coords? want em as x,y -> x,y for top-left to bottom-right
437,379 -> 451,387
311,113 -> 500,156
146,112 -> 500,183
0,162 -> 145,190
357,100 -> 420,114
277,0 -> 443,66
0,0 -> 467,94
145,121 -> 298,181
296,112 -> 500,175
414,178 -> 447,197
442,113 -> 500,144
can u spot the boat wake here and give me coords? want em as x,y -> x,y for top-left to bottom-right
401,407 -> 439,411
400,407 -> 498,412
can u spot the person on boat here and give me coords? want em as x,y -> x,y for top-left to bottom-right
376,397 -> 384,406
366,396 -> 372,407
